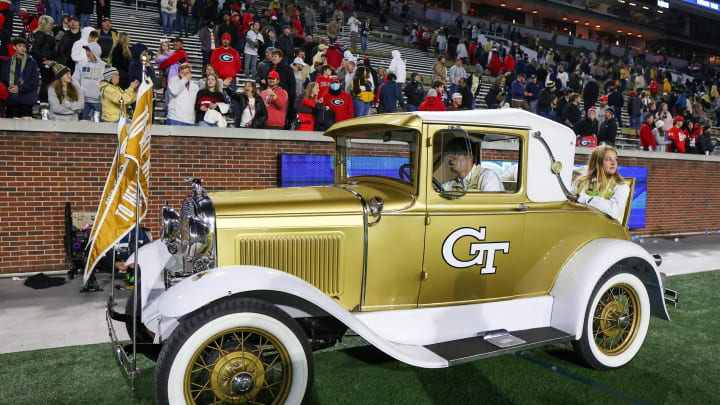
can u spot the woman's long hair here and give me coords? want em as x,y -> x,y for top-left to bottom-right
35,15 -> 54,33
244,81 -> 258,98
204,72 -> 220,93
110,32 -> 132,65
304,82 -> 319,100
50,78 -> 79,104
354,66 -> 367,85
578,145 -> 625,188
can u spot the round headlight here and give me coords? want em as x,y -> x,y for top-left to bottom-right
185,216 -> 213,256
161,206 -> 180,241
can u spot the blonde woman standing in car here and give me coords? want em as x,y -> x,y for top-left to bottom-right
573,145 -> 630,223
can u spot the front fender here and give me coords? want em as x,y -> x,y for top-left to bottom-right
156,265 -> 448,368
549,238 -> 670,339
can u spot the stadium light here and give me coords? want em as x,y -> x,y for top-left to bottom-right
516,7 -> 522,10
595,24 -> 601,28
629,2 -> 636,6
573,19 -> 580,23
562,16 -> 568,20
637,34 -> 643,37
627,32 -> 633,35
500,3 -> 506,6
532,10 -> 538,13
584,21 -> 590,25
618,0 -> 626,3
657,9 -> 664,12
617,29 -> 623,32
642,5 -> 649,9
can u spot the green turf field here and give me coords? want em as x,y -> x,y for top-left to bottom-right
1,271 -> 718,404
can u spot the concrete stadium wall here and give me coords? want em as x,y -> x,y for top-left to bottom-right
1,119 -> 718,274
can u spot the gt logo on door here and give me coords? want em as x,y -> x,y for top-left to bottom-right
441,227 -> 510,274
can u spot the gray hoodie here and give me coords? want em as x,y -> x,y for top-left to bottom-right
72,43 -> 106,103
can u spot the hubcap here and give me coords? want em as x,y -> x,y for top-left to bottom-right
184,327 -> 293,404
232,373 -> 255,395
592,283 -> 641,355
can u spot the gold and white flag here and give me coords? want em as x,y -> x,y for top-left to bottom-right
84,79 -> 154,285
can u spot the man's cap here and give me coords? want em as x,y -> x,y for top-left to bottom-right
283,24 -> 291,29
600,95 -> 608,102
629,91 -> 635,96
330,76 -> 340,83
68,15 -> 79,22
293,57 -> 307,66
451,92 -> 462,99
102,17 -> 111,22
265,47 -> 276,53
103,66 -> 118,82
674,116 -> 684,122
530,74 -> 536,78
517,73 -> 525,79
655,120 -> 665,129
268,71 -> 280,79
221,33 -> 231,42
545,79 -> 555,88
271,15 -> 277,20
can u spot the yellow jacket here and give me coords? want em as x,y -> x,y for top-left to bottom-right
619,68 -> 629,80
663,78 -> 671,94
100,81 -> 137,122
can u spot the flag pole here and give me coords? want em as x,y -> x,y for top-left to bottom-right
130,52 -> 150,383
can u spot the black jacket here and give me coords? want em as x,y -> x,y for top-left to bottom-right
537,88 -> 554,114
270,63 -> 296,102
224,88 -> 268,128
30,31 -> 56,65
110,47 -> 131,89
573,117 -> 598,137
277,34 -> 294,60
485,84 -> 503,107
561,103 -> 582,128
459,85 -> 473,110
56,29 -> 81,69
582,80 -> 599,107
598,117 -> 618,146
403,80 -> 424,106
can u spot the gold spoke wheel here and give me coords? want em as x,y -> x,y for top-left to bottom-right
184,327 -> 292,404
591,283 -> 641,356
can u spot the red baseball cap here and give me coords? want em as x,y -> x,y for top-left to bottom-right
629,91 -> 635,96
221,33 -> 231,42
268,71 -> 280,79
674,116 -> 684,122
600,95 -> 609,102
330,76 -> 340,83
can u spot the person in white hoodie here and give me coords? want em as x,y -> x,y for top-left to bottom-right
167,62 -> 199,126
72,42 -> 106,120
387,50 -> 406,85
71,26 -> 97,64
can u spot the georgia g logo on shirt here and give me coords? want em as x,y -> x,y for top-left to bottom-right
441,227 -> 510,274
331,98 -> 345,106
219,53 -> 234,62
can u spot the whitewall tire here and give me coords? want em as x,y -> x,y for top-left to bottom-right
155,298 -> 313,404
573,265 -> 651,370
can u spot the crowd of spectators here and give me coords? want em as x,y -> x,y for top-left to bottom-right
0,0 -> 717,153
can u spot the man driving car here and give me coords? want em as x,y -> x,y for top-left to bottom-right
440,138 -> 505,192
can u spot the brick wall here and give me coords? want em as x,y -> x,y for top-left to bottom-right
1,124 -> 719,274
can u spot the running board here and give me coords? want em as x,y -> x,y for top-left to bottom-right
424,327 -> 573,366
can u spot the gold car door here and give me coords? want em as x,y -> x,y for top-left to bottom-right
418,126 -> 531,307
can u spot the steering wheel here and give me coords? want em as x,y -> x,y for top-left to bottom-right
432,177 -> 443,192
398,163 -> 414,181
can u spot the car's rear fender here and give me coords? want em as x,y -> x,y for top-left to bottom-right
154,265 -> 450,368
549,238 -> 670,339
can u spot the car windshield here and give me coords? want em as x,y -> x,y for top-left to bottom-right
335,129 -> 420,191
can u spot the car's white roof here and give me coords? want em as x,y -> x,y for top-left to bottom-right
411,109 -> 577,203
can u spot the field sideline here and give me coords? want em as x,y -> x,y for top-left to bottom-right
1,271 -> 718,404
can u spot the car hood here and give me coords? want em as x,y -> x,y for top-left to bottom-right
210,182 -> 416,217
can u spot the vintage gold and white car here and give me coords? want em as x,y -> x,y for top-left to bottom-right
108,109 -> 677,405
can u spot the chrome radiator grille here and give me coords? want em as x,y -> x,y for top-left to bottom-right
235,232 -> 344,296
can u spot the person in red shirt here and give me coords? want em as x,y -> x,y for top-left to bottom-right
316,65 -> 333,99
502,54 -> 515,74
326,43 -> 343,69
260,70 -> 288,129
211,33 -> 242,91
488,50 -> 502,76
418,88 -> 446,111
666,116 -> 686,153
685,120 -> 702,154
648,79 -> 659,96
322,76 -> 354,122
639,113 -> 656,151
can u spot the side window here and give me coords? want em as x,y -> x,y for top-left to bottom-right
432,130 -> 521,194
